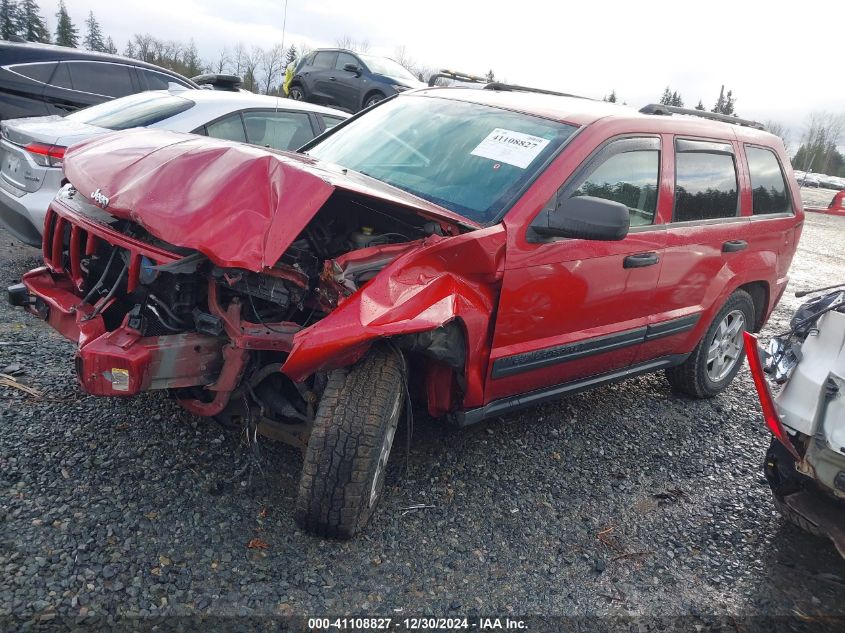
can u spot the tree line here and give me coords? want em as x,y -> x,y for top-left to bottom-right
2,1 -> 842,176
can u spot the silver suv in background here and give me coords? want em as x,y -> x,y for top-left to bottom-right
0,88 -> 348,245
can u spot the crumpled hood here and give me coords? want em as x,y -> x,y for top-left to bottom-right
62,129 -> 475,271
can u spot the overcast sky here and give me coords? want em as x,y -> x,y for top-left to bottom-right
61,0 -> 844,150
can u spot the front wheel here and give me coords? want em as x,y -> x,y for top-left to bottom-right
665,290 -> 755,398
363,92 -> 385,109
289,84 -> 306,101
294,345 -> 405,538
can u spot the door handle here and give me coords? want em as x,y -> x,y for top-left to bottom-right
722,240 -> 748,253
623,252 -> 660,268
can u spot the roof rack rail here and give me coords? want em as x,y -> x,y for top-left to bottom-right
427,70 -> 487,87
484,82 -> 589,100
639,104 -> 765,130
426,69 -> 591,100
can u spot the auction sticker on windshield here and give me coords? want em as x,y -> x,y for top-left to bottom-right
470,128 -> 551,169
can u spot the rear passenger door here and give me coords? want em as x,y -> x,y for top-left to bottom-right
637,138 -> 748,363
742,145 -> 801,284
308,51 -> 338,105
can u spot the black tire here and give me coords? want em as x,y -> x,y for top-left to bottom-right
289,83 -> 306,101
665,289 -> 755,398
294,345 -> 405,539
363,92 -> 385,109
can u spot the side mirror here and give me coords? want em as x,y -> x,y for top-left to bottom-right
343,63 -> 362,76
533,196 -> 630,241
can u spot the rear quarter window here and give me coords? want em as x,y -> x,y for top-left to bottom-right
674,146 -> 738,222
8,62 -> 56,83
746,146 -> 792,215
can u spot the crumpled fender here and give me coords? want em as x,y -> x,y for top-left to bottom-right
282,225 -> 506,408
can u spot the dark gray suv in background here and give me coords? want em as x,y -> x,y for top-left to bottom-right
0,41 -> 197,121
289,48 -> 425,113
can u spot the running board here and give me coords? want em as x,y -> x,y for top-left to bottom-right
453,354 -> 689,427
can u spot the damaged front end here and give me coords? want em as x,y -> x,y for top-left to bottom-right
14,130 -> 504,447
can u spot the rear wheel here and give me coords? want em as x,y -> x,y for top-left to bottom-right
665,290 -> 755,398
294,345 -> 404,538
289,83 -> 306,101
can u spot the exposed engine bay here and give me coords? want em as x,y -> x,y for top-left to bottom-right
32,184 -> 463,449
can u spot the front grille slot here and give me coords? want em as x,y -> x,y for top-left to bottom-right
42,206 -> 181,296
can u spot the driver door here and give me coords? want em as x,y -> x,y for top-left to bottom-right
487,136 -> 668,402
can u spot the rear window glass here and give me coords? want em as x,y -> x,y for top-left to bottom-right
10,62 -> 56,83
674,152 -> 738,221
312,52 -> 337,69
746,146 -> 791,215
64,92 -> 194,130
67,62 -> 134,97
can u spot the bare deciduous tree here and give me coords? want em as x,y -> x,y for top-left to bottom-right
336,34 -> 369,52
261,44 -> 286,95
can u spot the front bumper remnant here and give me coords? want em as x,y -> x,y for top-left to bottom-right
12,267 -> 224,396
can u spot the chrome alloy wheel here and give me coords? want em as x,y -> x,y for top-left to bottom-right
369,390 -> 403,507
706,309 -> 746,382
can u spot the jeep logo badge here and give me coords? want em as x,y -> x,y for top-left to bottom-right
91,188 -> 110,209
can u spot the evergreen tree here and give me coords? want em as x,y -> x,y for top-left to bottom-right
659,86 -> 672,105
54,0 -> 78,47
182,39 -> 203,77
604,89 -> 617,103
670,91 -> 683,107
18,0 -> 50,42
104,35 -> 117,54
695,99 -> 705,110
1,0 -> 19,40
83,11 -> 105,51
722,90 -> 735,116
711,85 -> 737,115
123,40 -> 136,58
712,85 -> 725,113
285,44 -> 297,66
485,69 -> 495,82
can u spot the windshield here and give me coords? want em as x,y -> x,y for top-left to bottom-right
64,92 -> 194,130
358,54 -> 420,85
308,95 -> 577,224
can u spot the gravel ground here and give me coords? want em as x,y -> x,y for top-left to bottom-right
2,190 -> 845,628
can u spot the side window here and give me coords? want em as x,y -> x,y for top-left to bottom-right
335,52 -> 359,71
321,114 -> 345,130
67,62 -> 134,97
9,62 -> 56,83
139,69 -> 179,91
312,52 -> 337,69
674,146 -> 738,222
49,62 -> 72,89
572,150 -> 659,226
205,113 -> 247,143
746,146 -> 792,215
242,110 -> 315,150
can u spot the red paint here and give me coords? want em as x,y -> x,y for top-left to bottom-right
805,190 -> 845,216
743,332 -> 800,459
63,129 -> 474,271
19,91 -> 803,421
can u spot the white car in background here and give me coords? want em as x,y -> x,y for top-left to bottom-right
0,88 -> 349,245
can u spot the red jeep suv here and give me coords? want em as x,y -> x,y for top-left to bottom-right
9,85 -> 803,538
